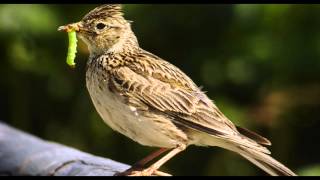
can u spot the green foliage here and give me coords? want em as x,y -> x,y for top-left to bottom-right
298,164 -> 320,176
0,4 -> 319,175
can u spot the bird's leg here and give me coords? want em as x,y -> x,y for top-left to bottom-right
128,145 -> 186,176
115,148 -> 169,176
133,148 -> 169,168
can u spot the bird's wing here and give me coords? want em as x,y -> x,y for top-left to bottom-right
107,50 -> 240,137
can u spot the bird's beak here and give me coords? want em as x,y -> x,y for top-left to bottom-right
58,22 -> 82,32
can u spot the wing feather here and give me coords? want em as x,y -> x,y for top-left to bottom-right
107,50 -> 239,137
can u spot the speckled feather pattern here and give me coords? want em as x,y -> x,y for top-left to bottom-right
73,4 -> 296,176
86,46 -> 270,153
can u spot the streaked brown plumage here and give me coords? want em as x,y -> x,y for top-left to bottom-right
58,4 -> 296,176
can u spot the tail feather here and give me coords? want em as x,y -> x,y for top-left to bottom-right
240,153 -> 278,176
236,126 -> 271,146
236,146 -> 297,176
196,133 -> 296,176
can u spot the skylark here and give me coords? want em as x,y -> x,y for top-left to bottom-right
58,4 -> 296,176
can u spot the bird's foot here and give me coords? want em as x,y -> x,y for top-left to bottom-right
128,169 -> 171,176
115,166 -> 171,176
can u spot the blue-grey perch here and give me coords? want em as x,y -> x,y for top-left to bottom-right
0,121 -> 130,176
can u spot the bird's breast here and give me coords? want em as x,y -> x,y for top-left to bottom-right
85,61 -> 188,148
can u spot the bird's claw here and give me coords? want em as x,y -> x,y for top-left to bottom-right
115,166 -> 171,176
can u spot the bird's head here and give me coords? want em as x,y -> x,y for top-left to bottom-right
58,4 -> 138,55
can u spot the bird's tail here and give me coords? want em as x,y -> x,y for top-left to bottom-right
232,145 -> 297,176
196,131 -> 296,176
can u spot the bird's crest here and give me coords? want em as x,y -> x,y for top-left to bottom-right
82,4 -> 124,21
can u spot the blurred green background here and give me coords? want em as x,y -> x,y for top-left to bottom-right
0,4 -> 320,176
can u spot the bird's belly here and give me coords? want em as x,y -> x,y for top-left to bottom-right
86,71 -> 184,148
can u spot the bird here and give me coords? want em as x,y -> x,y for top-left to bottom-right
58,4 -> 296,176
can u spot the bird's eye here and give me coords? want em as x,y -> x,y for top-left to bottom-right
96,23 -> 107,30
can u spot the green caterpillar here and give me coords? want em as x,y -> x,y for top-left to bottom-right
66,31 -> 77,68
